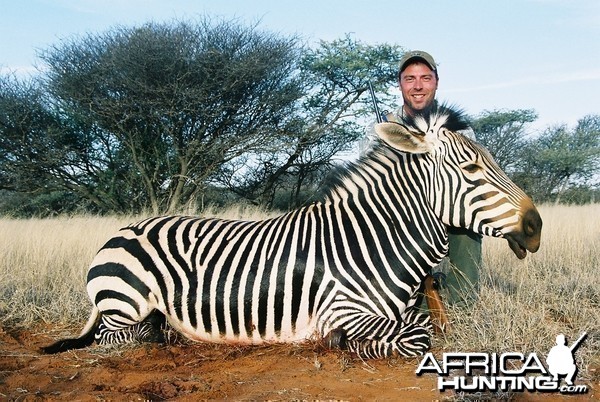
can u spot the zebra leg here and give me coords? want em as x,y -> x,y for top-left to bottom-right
325,310 -> 432,358
95,310 -> 167,345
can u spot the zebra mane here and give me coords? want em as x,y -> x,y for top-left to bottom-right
309,143 -> 408,204
308,103 -> 471,204
402,102 -> 470,133
308,161 -> 358,203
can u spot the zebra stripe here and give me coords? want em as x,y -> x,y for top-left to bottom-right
43,105 -> 542,358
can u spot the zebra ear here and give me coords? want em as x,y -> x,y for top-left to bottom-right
374,122 -> 434,154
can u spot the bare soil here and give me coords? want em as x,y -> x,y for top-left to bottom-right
0,325 -> 596,401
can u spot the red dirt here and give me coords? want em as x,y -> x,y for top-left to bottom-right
0,325 -> 596,401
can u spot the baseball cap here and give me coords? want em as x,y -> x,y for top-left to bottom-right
398,50 -> 437,73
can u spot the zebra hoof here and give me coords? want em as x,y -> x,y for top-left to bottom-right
323,328 -> 347,350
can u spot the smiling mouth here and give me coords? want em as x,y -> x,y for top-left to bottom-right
410,94 -> 429,104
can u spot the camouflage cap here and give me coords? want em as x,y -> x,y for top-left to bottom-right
398,50 -> 437,73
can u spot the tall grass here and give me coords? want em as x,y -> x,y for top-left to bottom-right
0,215 -> 129,325
0,204 -> 597,374
442,203 -> 599,377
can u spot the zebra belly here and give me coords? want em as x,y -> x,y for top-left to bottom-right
166,313 -> 319,345
178,260 -> 322,344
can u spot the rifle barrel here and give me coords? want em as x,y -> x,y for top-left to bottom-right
368,81 -> 382,123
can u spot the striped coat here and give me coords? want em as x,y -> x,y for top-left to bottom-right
43,105 -> 542,358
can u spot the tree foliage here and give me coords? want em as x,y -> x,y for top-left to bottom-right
1,21 -> 405,215
214,35 -> 403,208
1,18 -> 599,216
40,19 -> 303,214
470,109 -> 538,172
513,116 -> 600,202
470,109 -> 600,203
0,75 -> 100,214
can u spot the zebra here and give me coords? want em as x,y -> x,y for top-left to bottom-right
42,105 -> 542,358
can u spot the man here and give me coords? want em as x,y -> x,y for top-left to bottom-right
379,50 -> 482,306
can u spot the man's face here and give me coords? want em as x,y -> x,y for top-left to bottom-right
399,62 -> 438,116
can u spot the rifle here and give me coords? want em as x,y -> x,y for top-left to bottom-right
367,81 -> 386,123
424,275 -> 451,334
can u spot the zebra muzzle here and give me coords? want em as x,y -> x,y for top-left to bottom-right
505,203 -> 542,259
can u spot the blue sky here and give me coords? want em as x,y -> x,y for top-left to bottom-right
2,0 -> 599,133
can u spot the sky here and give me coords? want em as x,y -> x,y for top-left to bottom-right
1,0 -> 599,134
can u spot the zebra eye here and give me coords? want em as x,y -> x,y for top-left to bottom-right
462,163 -> 482,174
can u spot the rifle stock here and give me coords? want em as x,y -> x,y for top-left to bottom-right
424,275 -> 451,334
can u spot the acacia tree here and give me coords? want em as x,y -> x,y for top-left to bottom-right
40,19 -> 303,213
1,77 -> 129,214
513,115 -> 600,202
470,109 -> 538,172
3,25 -> 404,214
215,36 -> 404,207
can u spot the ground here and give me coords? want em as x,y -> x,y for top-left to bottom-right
0,325 -> 596,401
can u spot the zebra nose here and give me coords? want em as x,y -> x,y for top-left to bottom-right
522,205 -> 542,252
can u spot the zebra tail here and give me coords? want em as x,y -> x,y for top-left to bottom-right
41,307 -> 100,354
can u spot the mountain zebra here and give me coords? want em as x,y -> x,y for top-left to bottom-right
43,105 -> 542,358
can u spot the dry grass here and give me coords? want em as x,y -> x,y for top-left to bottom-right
0,204 -> 598,375
441,203 -> 600,379
0,215 -> 130,325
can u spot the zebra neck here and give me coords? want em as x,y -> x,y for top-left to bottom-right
322,150 -> 449,274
